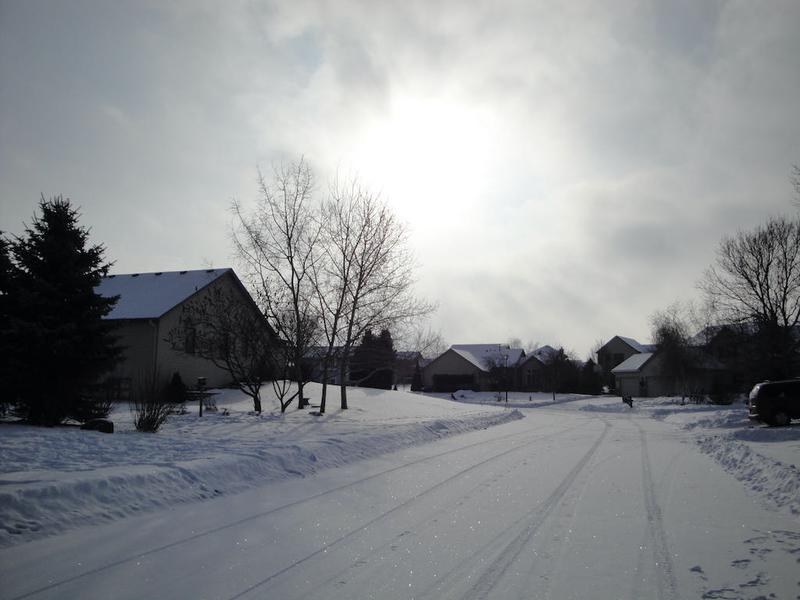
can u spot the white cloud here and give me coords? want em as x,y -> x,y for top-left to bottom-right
1,0 -> 798,356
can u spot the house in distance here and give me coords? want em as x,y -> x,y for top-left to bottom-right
422,344 -> 526,392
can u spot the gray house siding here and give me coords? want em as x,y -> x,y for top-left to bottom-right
101,269 -> 265,392
614,352 -> 727,398
423,349 -> 482,391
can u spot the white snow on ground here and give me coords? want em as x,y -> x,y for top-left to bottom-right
429,389 -> 800,515
648,397 -> 800,515
1,387 -> 799,600
572,393 -> 800,514
3,388 -> 796,550
428,389 -> 590,408
0,384 -> 521,548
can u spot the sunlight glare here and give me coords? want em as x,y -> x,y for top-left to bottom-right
351,96 -> 498,225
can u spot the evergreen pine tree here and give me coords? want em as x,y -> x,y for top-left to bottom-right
579,359 -> 602,395
350,329 -> 377,384
350,329 -> 396,389
8,196 -> 120,425
375,329 -> 397,389
0,235 -> 16,414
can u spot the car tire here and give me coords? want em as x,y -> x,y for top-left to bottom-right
771,410 -> 791,427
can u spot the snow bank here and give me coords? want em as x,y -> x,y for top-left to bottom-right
0,385 -> 521,547
577,395 -> 800,516
697,433 -> 800,514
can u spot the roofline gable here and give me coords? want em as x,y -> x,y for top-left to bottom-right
519,353 -> 545,367
160,269 -> 235,318
423,348 -> 468,372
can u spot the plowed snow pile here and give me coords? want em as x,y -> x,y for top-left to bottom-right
0,384 -> 521,547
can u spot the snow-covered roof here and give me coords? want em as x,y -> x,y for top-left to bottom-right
531,345 -> 557,363
617,336 -> 655,353
450,344 -> 525,372
518,345 -> 557,366
611,352 -> 654,374
96,268 -> 233,320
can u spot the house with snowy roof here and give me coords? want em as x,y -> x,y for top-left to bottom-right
611,349 -> 728,398
596,335 -> 656,382
422,344 -> 526,392
96,268 -> 272,393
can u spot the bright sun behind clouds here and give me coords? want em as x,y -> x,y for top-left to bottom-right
350,95 -> 500,226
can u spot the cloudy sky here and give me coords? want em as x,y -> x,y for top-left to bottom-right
2,1 -> 799,357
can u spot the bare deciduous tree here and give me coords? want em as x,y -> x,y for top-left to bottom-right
394,323 -> 447,359
650,304 -> 693,402
700,215 -> 800,377
169,283 -> 274,413
507,337 -> 523,350
589,339 -> 605,364
269,345 -> 302,413
311,181 -> 365,414
484,345 -> 512,402
319,179 -> 433,411
232,158 -> 321,411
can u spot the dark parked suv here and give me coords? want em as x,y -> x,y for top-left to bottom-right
748,379 -> 800,426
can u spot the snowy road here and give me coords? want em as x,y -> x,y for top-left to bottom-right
2,407 -> 797,600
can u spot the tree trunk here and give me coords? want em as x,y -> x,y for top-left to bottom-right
320,357 -> 330,414
295,351 -> 307,409
339,354 -> 349,410
253,394 -> 262,414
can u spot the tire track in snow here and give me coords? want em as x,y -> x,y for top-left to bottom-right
420,419 -> 611,600
632,420 -> 678,600
280,425 -> 582,600
6,419 -> 568,600
524,420 -> 622,600
224,421 -> 593,600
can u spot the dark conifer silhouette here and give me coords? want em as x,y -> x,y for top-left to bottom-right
350,328 -> 396,389
5,196 -> 120,425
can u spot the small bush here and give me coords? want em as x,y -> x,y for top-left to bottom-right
131,372 -> 179,432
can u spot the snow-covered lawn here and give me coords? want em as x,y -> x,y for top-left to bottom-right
3,387 -> 796,548
1,387 -> 799,599
0,384 -> 521,547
